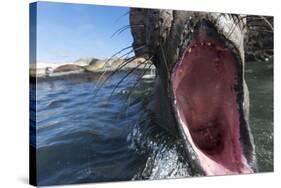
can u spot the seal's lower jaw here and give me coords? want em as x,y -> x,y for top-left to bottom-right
171,35 -> 253,175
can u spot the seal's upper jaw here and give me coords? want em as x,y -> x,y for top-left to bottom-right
171,20 -> 253,175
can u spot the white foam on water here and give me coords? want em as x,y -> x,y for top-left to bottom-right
127,122 -> 192,180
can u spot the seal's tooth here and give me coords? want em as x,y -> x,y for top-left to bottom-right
200,42 -> 204,46
188,48 -> 192,53
207,42 -> 211,46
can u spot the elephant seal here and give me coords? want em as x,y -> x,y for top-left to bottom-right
129,9 -> 256,176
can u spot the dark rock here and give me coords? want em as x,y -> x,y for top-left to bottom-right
89,58 -> 100,65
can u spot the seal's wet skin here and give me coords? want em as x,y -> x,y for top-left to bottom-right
130,10 -> 257,175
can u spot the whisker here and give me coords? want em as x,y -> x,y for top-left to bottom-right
125,61 -> 153,99
99,45 -> 133,69
116,24 -> 145,37
128,63 -> 153,98
232,14 -> 244,30
119,62 -> 154,118
113,11 -> 129,23
252,48 -> 273,52
93,45 -> 133,82
95,45 -> 146,86
226,15 -> 239,38
111,25 -> 130,38
247,23 -> 271,27
246,16 -> 273,31
215,14 -> 224,26
231,14 -> 241,25
111,24 -> 145,38
246,27 -> 273,33
107,57 -> 153,100
247,22 -> 273,29
93,56 -> 139,98
159,43 -> 170,80
227,23 -> 236,38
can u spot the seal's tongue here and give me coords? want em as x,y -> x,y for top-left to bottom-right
171,22 -> 252,175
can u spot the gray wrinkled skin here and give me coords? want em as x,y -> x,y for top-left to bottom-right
130,8 -> 257,174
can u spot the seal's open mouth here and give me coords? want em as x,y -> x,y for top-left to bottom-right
171,21 -> 252,175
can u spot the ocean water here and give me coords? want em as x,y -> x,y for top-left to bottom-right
245,61 -> 273,172
30,62 -> 273,186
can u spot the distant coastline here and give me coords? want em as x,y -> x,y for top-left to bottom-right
30,57 -> 154,78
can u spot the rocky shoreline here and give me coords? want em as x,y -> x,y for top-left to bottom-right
30,57 -> 154,78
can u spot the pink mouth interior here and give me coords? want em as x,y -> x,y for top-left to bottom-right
171,36 -> 252,175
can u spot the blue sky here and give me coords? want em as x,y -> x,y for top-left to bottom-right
35,2 -> 133,63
